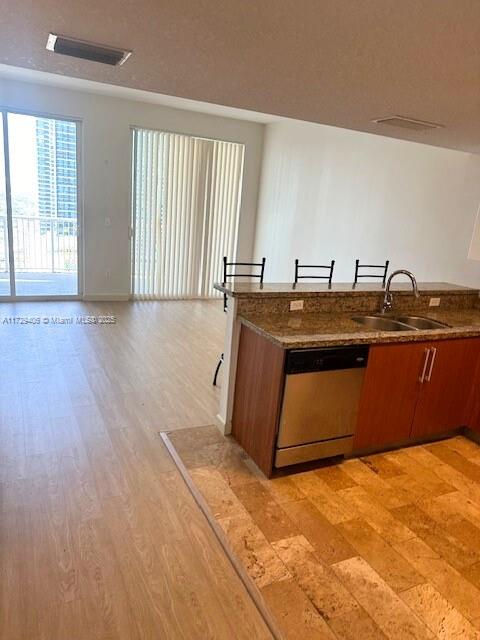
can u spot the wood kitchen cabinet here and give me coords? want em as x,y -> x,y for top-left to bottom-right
467,351 -> 480,434
411,338 -> 480,439
232,323 -> 480,475
354,342 -> 427,450
355,337 -> 480,452
232,325 -> 285,476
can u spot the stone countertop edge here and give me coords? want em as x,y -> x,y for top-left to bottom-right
238,314 -> 480,350
214,281 -> 479,298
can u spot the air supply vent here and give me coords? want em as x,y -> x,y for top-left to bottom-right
372,115 -> 443,131
46,34 -> 132,66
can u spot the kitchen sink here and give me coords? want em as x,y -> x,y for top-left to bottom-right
393,315 -> 449,330
351,316 -> 417,331
352,314 -> 450,331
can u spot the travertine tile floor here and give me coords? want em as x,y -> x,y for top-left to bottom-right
168,427 -> 480,640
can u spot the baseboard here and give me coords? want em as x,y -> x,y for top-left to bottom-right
215,413 -> 231,435
82,294 -> 130,301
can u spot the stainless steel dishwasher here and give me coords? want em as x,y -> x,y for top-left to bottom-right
275,345 -> 369,467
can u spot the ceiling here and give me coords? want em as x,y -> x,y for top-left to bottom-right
2,0 -> 480,152
0,63 -> 276,124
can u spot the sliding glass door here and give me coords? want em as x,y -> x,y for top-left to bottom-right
0,119 -> 10,296
0,111 -> 81,298
131,128 -> 244,299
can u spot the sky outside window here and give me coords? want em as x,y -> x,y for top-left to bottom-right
8,113 -> 40,217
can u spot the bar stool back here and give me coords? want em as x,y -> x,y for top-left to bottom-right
213,256 -> 266,386
221,256 -> 266,311
294,259 -> 335,285
354,259 -> 390,286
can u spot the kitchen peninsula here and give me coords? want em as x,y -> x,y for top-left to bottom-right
214,281 -> 480,477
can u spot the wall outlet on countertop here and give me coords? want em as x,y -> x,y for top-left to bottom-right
290,299 -> 304,311
429,297 -> 441,307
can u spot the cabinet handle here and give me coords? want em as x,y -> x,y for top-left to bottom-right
426,347 -> 437,382
419,348 -> 430,383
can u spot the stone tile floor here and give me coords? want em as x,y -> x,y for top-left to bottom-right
168,426 -> 480,640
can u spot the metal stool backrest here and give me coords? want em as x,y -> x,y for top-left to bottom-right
354,259 -> 390,286
222,256 -> 266,311
294,259 -> 335,286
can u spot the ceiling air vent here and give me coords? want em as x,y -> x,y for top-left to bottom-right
372,116 -> 443,132
46,33 -> 132,66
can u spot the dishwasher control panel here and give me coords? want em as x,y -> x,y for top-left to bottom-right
285,345 -> 369,374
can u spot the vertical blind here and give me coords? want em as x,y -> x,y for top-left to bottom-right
132,128 -> 245,299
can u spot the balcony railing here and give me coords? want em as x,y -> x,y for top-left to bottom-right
0,215 -> 77,273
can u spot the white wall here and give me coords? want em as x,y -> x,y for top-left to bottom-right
254,120 -> 480,287
0,76 -> 264,298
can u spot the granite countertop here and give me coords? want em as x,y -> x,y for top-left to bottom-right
239,309 -> 480,349
215,281 -> 475,298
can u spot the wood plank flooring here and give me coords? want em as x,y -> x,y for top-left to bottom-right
168,426 -> 480,640
0,300 -> 274,639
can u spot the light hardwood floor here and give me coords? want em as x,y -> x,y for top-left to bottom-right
169,425 -> 480,640
0,300 -> 274,640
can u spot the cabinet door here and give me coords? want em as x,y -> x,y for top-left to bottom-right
354,342 -> 428,451
468,354 -> 480,433
411,338 -> 480,439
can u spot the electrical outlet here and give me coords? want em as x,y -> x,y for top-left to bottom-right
429,297 -> 441,307
290,299 -> 304,311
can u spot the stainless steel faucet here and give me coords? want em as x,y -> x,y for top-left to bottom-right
381,270 -> 420,313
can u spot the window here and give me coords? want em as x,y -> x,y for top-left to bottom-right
131,128 -> 245,299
